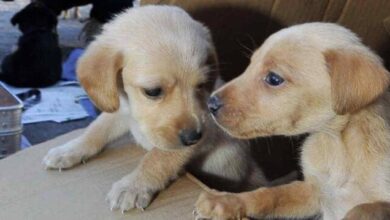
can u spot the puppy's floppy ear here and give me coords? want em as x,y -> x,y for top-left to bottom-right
325,49 -> 390,115
77,41 -> 123,113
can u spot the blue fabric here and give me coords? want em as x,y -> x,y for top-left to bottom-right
79,98 -> 99,118
62,48 -> 85,81
62,48 -> 99,119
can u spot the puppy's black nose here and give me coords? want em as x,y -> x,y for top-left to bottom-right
179,129 -> 202,146
208,95 -> 223,116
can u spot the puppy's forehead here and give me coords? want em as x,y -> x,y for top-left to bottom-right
258,23 -> 361,56
133,74 -> 174,88
251,38 -> 313,73
255,31 -> 315,62
251,23 -> 363,73
104,6 -> 213,87
129,50 -> 208,88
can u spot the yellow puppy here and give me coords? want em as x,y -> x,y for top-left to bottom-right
195,23 -> 390,220
43,6 -> 269,213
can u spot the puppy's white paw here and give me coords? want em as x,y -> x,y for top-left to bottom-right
43,142 -> 87,170
107,173 -> 156,212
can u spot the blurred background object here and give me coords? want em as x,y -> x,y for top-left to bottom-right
0,0 -> 135,154
0,82 -> 23,159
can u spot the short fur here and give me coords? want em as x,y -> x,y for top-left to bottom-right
195,23 -> 390,220
43,6 -> 270,213
0,2 -> 62,87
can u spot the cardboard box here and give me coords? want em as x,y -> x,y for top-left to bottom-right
0,130 -> 202,220
2,2 -> 389,219
143,0 -> 390,81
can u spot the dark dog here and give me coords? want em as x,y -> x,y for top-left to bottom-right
90,0 -> 134,23
80,0 -> 134,43
37,0 -> 134,22
36,0 -> 91,16
0,2 -> 62,87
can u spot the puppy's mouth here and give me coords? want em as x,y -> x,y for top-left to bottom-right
147,113 -> 208,150
230,128 -> 272,139
216,123 -> 270,139
209,108 -> 239,129
209,116 -> 242,138
210,113 -> 273,139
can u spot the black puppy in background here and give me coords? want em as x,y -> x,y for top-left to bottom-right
35,0 -> 91,16
81,0 -> 134,43
0,2 -> 62,87
90,0 -> 134,23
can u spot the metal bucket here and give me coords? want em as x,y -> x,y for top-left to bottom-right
0,130 -> 22,159
0,83 -> 23,158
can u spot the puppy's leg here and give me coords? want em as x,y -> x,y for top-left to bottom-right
343,202 -> 390,220
195,180 -> 320,219
107,147 -> 193,212
43,111 -> 129,169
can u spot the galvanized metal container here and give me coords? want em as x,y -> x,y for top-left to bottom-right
0,83 -> 23,158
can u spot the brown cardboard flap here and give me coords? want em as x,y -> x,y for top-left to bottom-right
323,0 -> 347,22
384,16 -> 390,36
0,129 -> 202,220
143,0 -> 390,71
337,0 -> 390,52
268,0 -> 329,25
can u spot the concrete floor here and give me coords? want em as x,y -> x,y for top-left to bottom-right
0,0 -> 93,145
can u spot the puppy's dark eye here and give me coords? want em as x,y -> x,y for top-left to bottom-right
264,72 -> 285,86
143,87 -> 163,99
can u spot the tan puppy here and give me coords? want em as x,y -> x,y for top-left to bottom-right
42,6 -> 268,213
195,23 -> 390,220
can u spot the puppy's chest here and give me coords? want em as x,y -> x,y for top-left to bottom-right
301,135 -> 386,219
301,135 -> 350,185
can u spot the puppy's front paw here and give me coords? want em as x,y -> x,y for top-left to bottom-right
43,143 -> 87,170
107,173 -> 156,213
195,192 -> 247,220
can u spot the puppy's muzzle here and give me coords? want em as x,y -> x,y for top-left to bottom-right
208,95 -> 223,116
179,129 -> 202,146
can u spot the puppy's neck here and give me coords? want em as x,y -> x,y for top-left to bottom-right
317,114 -> 349,137
316,94 -> 390,154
